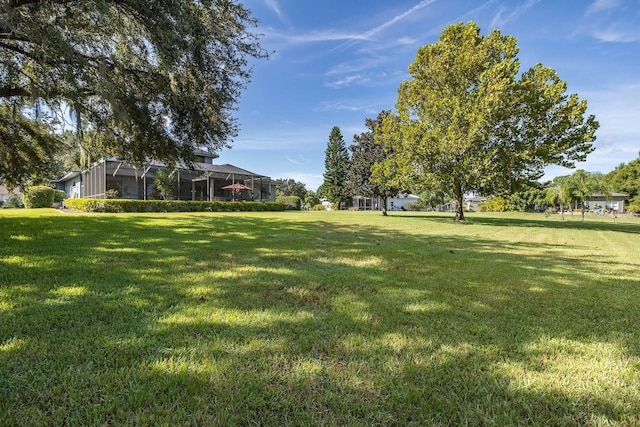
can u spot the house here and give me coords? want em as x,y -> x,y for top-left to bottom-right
464,195 -> 488,212
350,193 -> 419,211
387,193 -> 419,211
584,192 -> 627,213
53,150 -> 277,202
0,184 -> 21,202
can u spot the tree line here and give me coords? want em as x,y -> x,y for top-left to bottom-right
310,22 -> 638,219
4,7 -> 635,218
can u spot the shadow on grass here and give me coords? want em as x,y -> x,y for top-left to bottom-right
1,212 -> 639,424
397,211 -> 640,234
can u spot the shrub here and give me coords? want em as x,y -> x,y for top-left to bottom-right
276,195 -> 301,210
64,198 -> 287,213
53,189 -> 66,203
154,169 -> 176,200
478,196 -> 514,212
23,186 -> 55,208
627,195 -> 640,213
106,189 -> 119,199
404,202 -> 422,211
312,204 -> 325,211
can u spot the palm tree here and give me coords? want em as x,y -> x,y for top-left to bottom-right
545,177 -> 573,220
568,170 -> 609,221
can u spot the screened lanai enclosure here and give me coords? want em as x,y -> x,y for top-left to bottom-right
71,158 -> 276,202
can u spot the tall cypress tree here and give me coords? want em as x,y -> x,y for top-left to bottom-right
321,126 -> 349,206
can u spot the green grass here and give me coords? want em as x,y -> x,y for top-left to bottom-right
1,209 -> 639,425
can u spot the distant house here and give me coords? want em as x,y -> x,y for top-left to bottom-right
53,150 -> 277,202
350,193 -> 419,211
464,195 -> 488,212
0,185 -> 21,202
584,192 -> 627,213
388,193 -> 419,211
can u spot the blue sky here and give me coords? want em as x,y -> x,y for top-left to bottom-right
215,0 -> 640,191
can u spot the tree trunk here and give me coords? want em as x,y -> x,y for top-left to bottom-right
560,203 -> 565,220
454,189 -> 465,221
381,195 -> 388,216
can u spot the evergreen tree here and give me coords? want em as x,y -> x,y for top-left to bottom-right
321,126 -> 349,206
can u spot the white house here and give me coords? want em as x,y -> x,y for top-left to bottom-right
387,193 -> 419,211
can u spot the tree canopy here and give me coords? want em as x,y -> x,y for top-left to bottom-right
378,22 -> 598,220
604,152 -> 640,201
274,178 -> 308,200
0,0 -> 266,187
347,110 -> 398,215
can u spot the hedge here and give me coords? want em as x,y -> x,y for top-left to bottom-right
64,198 -> 287,213
23,186 -> 55,208
53,189 -> 66,203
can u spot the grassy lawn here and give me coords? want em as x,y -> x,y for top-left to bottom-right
1,209 -> 639,425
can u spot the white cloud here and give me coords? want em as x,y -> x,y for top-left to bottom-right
580,0 -> 639,43
313,100 -> 380,115
585,0 -> 620,16
286,155 -> 302,165
326,74 -> 370,88
263,28 -> 372,46
332,0 -> 438,53
397,36 -> 418,46
362,0 -> 438,39
276,172 -> 324,191
490,0 -> 540,28
264,0 -> 284,20
574,82 -> 640,171
591,27 -> 640,43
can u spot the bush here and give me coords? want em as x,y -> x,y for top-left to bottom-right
53,189 -> 66,203
64,198 -> 287,213
403,202 -> 423,211
106,189 -> 119,199
23,186 -> 55,208
312,204 -> 325,211
627,195 -> 640,213
478,196 -> 514,212
276,195 -> 301,210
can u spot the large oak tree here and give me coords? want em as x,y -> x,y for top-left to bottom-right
377,22 -> 598,220
0,0 -> 266,187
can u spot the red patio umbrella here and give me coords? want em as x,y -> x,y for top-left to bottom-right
221,183 -> 252,191
221,182 -> 252,201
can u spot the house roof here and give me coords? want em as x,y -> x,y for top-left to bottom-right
391,194 -> 419,200
193,148 -> 218,159
196,163 -> 268,179
590,192 -> 628,197
54,159 -> 270,183
51,170 -> 83,183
